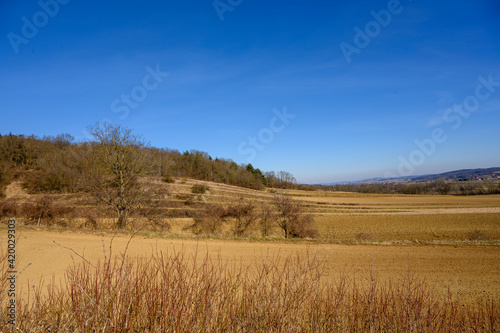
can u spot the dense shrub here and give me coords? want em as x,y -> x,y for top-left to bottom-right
162,173 -> 175,183
258,205 -> 275,237
19,195 -> 72,224
272,192 -> 319,238
288,214 -> 319,238
0,200 -> 18,218
0,164 -> 9,197
23,167 -> 81,193
136,200 -> 172,232
467,229 -> 487,241
188,204 -> 226,235
191,184 -> 209,194
21,195 -> 55,222
226,200 -> 255,236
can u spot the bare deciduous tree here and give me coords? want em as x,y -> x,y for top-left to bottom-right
258,204 -> 275,237
84,123 -> 151,229
226,199 -> 255,236
189,204 -> 227,235
272,192 -> 317,238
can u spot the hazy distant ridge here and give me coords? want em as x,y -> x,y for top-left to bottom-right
324,167 -> 500,185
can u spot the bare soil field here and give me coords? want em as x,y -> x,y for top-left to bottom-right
2,228 -> 499,305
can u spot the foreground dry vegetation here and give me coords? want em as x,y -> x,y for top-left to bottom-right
1,235 -> 499,332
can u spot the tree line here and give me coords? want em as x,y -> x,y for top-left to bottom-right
0,125 -> 297,198
324,178 -> 500,196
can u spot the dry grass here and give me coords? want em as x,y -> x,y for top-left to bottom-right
1,244 -> 498,332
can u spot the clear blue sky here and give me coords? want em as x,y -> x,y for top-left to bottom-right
1,1 -> 499,183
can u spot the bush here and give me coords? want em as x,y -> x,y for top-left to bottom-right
258,205 -> 275,237
272,192 -> 319,239
162,174 -> 175,183
21,196 -> 53,221
226,200 -> 255,236
289,214 -> 319,238
0,163 -> 10,198
191,184 -> 209,194
0,200 -> 18,218
355,232 -> 372,241
466,229 -> 487,241
188,204 -> 226,235
20,195 -> 69,224
23,166 -> 81,194
136,201 -> 171,232
82,208 -> 100,229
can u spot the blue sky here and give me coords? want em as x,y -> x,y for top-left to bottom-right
1,0 -> 499,184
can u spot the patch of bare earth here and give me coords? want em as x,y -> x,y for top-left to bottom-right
4,181 -> 28,199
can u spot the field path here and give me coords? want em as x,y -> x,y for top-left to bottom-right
316,207 -> 500,215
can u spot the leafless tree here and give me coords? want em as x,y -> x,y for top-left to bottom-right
277,171 -> 296,189
189,204 -> 227,235
272,192 -> 317,238
258,204 -> 275,237
226,199 -> 255,236
84,122 -> 151,229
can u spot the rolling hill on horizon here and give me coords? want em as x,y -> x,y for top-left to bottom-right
322,167 -> 500,185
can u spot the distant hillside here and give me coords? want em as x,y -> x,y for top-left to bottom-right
324,167 -> 500,186
373,167 -> 500,184
320,167 -> 500,196
407,167 -> 500,182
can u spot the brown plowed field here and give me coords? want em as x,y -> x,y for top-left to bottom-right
4,229 -> 499,305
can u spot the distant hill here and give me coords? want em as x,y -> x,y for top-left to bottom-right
323,167 -> 500,185
407,167 -> 500,182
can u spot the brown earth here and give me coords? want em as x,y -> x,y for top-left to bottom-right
4,229 -> 499,305
4,181 -> 27,199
